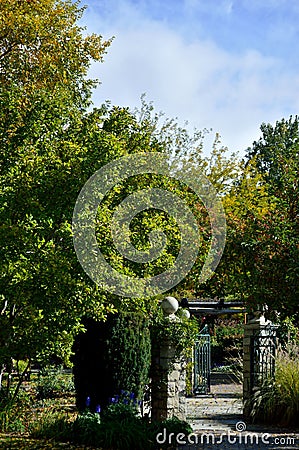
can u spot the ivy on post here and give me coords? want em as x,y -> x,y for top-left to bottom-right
150,296 -> 198,421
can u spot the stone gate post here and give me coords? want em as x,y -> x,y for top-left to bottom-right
243,312 -> 278,418
151,297 -> 187,422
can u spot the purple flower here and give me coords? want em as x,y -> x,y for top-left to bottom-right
111,397 -> 116,403
85,396 -> 91,407
95,405 -> 101,413
123,398 -> 129,404
129,392 -> 135,400
138,400 -> 142,406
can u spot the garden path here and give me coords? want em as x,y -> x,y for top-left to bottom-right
178,373 -> 299,449
187,372 -> 243,432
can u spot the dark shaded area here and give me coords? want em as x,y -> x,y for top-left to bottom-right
71,314 -> 151,412
71,316 -> 113,412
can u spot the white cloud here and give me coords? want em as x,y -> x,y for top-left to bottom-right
84,1 -> 299,154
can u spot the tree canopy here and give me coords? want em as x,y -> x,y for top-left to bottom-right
0,0 -> 112,376
1,0 -> 298,394
213,116 -> 299,319
0,0 -> 224,378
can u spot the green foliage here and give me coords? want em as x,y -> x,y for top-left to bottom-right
151,307 -> 199,359
0,389 -> 31,433
0,0 -> 239,386
0,367 -> 194,450
73,411 -> 102,446
211,317 -> 244,349
36,366 -> 74,400
32,406 -> 193,450
0,0 -> 112,389
0,0 -> 111,104
276,316 -> 299,347
108,313 -> 151,400
102,399 -> 138,422
98,417 -> 149,450
31,411 -> 73,442
249,343 -> 299,427
219,116 -> 299,316
154,415 -> 193,437
150,416 -> 193,449
248,116 -> 299,207
185,348 -> 194,396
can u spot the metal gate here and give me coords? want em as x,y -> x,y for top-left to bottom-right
193,325 -> 211,395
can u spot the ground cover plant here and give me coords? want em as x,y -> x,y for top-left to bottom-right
0,366 -> 192,449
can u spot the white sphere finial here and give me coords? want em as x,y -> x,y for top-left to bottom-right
161,296 -> 179,316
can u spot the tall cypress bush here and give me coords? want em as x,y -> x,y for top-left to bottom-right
72,313 -> 151,411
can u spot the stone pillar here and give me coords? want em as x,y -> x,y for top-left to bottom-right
243,312 -> 277,418
151,297 -> 187,422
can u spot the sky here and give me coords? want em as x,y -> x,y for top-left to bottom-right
81,0 -> 299,155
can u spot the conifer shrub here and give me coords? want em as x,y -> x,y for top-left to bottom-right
72,312 -> 151,412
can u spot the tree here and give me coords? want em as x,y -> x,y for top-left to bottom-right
247,116 -> 298,217
244,116 -> 299,317
0,0 -> 112,394
0,1 -> 241,395
216,117 -> 299,318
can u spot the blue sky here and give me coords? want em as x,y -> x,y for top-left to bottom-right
81,0 -> 299,155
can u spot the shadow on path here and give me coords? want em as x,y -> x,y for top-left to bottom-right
182,373 -> 299,449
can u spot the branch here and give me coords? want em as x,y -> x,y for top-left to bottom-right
1,300 -> 8,315
0,42 -> 18,59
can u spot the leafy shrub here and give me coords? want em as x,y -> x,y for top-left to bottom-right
185,349 -> 194,396
73,403 -> 151,450
97,407 -> 193,450
0,389 -> 31,433
150,308 -> 199,359
99,415 -> 150,450
29,401 -> 193,450
101,392 -> 140,421
149,416 -> 193,449
276,317 -> 299,347
36,366 -> 74,399
108,313 -> 151,400
73,411 -> 102,446
155,415 -> 192,436
31,411 -> 73,442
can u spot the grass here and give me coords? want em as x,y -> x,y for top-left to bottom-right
0,367 -> 77,447
0,368 -> 192,449
0,435 -> 84,449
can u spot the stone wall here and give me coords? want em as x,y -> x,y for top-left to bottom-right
151,339 -> 187,421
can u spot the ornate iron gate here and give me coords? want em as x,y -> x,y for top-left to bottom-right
193,325 -> 211,395
250,323 -> 278,391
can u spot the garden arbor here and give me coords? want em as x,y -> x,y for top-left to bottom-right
187,299 -> 245,396
172,298 -> 279,422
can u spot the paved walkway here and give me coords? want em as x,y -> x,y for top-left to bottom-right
187,373 -> 243,432
176,374 -> 299,449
